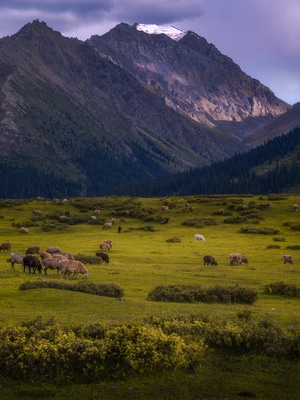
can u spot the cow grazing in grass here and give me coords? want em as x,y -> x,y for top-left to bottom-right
96,252 -> 110,263
40,252 -> 52,260
194,234 -> 206,243
0,242 -> 11,252
103,222 -> 112,230
59,259 -> 88,279
203,255 -> 218,266
23,255 -> 42,274
42,257 -> 65,275
26,246 -> 41,255
46,246 -> 60,254
53,251 -> 74,260
283,255 -> 294,265
10,253 -> 25,270
100,242 -> 111,251
229,253 -> 248,266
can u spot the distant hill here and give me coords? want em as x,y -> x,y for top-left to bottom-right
123,126 -> 300,196
0,20 -> 298,198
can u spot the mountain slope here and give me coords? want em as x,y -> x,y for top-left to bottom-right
89,23 -> 290,142
245,102 -> 300,147
0,20 -> 295,198
123,126 -> 300,197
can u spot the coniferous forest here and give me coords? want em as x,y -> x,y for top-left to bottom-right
121,126 -> 300,197
1,126 -> 300,199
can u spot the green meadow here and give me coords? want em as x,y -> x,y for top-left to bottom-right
0,194 -> 299,399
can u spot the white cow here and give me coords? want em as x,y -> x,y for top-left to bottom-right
194,234 -> 206,243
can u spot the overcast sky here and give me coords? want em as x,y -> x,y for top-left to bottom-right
1,0 -> 299,105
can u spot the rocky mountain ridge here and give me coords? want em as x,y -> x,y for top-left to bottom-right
0,20 -> 297,198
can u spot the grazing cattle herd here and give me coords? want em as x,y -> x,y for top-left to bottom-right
0,198 -> 298,282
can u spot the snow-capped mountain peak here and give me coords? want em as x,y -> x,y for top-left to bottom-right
135,23 -> 186,41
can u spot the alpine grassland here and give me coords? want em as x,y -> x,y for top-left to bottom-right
0,194 -> 299,399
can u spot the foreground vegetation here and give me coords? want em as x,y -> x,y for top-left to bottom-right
0,194 -> 299,399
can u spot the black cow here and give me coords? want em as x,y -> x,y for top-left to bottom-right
23,255 -> 42,274
96,252 -> 110,263
203,255 -> 218,266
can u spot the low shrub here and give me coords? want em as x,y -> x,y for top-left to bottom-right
148,285 -> 257,304
239,226 -> 280,234
147,314 -> 299,358
286,245 -> 300,250
223,216 -> 248,224
0,322 -> 206,382
273,237 -> 285,242
74,253 -> 103,264
266,244 -> 281,249
166,237 -> 181,243
263,282 -> 300,297
182,218 -> 217,228
18,281 -> 124,298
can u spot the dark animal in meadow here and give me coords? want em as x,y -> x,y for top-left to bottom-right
22,255 -> 42,274
96,252 -> 110,263
46,246 -> 60,254
37,196 -> 45,202
10,252 -> 25,270
25,246 -> 41,255
203,255 -> 218,266
283,254 -> 294,265
0,242 -> 11,252
118,225 -> 122,233
53,251 -> 74,260
229,253 -> 248,266
42,257 -> 65,275
58,259 -> 88,279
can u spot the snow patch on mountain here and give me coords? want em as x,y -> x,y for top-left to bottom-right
135,23 -> 186,41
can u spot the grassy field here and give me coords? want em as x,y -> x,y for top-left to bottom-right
0,194 -> 299,399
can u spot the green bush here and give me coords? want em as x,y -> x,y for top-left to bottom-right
166,237 -> 181,243
223,216 -> 249,224
286,245 -> 300,250
19,281 -> 124,298
74,253 -> 103,264
148,285 -> 257,304
182,218 -> 217,228
263,282 -> 300,297
0,322 -> 206,382
239,226 -> 280,234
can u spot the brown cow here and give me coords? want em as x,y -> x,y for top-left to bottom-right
203,255 -> 218,266
26,246 -> 41,255
0,242 -> 11,252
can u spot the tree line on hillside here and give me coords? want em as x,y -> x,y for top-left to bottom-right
121,126 -> 300,196
1,126 -> 299,199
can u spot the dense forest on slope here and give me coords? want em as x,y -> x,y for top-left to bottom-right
1,126 -> 299,199
119,126 -> 300,197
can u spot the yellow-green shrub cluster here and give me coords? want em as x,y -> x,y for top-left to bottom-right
0,321 -> 206,383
